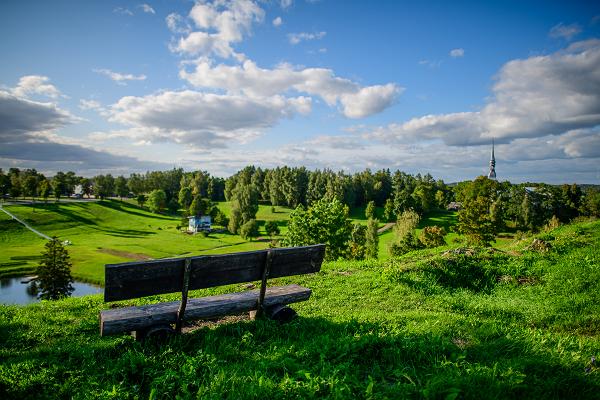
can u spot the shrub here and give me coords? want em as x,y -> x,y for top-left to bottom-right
265,221 -> 280,237
389,210 -> 422,256
240,219 -> 259,240
365,218 -> 379,259
419,226 -> 446,248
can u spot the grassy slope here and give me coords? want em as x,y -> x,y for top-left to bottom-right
0,220 -> 599,399
0,201 -> 270,283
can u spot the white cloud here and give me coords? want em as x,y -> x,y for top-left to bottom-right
365,39 -> 600,146
11,75 -> 62,99
288,31 -> 326,45
272,16 -> 282,27
113,7 -> 133,16
171,0 -> 264,60
450,48 -> 464,58
166,13 -> 191,34
107,90 -> 311,149
280,0 -> 293,9
93,68 -> 147,85
339,84 -> 400,119
549,23 -> 582,40
179,59 -> 401,118
139,3 -> 155,14
79,99 -> 102,111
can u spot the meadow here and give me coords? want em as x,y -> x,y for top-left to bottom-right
0,200 -> 413,283
0,218 -> 598,398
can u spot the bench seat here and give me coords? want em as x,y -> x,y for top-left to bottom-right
100,284 -> 311,336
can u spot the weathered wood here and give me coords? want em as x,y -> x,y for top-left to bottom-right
104,245 -> 325,302
255,250 -> 274,319
175,258 -> 192,333
100,284 -> 311,336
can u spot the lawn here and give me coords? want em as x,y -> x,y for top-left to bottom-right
0,219 -> 598,398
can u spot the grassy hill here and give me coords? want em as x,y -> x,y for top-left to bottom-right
0,201 -> 274,282
0,219 -> 599,398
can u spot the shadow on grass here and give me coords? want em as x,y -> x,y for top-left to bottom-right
418,209 -> 458,231
2,313 -> 597,399
99,200 -> 176,221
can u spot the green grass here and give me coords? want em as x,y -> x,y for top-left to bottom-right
0,219 -> 599,398
0,201 -> 270,283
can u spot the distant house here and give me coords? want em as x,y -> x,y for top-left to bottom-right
447,201 -> 462,211
188,215 -> 212,233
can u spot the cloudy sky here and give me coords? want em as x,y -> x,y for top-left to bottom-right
1,0 -> 600,183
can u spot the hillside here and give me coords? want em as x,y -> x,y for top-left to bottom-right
0,219 -> 599,398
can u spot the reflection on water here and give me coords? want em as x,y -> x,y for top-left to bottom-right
0,276 -> 103,305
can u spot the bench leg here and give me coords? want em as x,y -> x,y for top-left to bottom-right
132,324 -> 176,342
249,304 -> 297,323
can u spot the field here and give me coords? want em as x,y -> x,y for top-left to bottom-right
0,200 -> 443,282
0,219 -> 599,398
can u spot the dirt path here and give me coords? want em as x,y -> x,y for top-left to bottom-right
97,248 -> 153,261
0,205 -> 52,241
377,222 -> 395,235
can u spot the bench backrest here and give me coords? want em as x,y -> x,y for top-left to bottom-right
104,244 -> 326,302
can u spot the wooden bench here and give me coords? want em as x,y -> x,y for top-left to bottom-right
99,244 -> 325,339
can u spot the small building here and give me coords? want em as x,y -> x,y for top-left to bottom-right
447,201 -> 462,211
188,215 -> 212,233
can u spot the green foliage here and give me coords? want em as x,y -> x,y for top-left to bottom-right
348,224 -> 367,260
213,208 -> 229,228
365,218 -> 379,259
38,179 -> 50,202
167,198 -> 180,214
115,176 -> 128,200
230,184 -> 259,225
178,186 -> 193,211
389,210 -> 422,256
147,189 -> 167,213
136,194 -> 147,208
35,237 -> 74,300
383,198 -> 395,222
228,207 -> 243,234
264,220 -> 280,237
239,219 -> 259,240
365,200 -> 376,219
285,198 -> 352,261
93,174 -> 115,200
189,195 -> 211,216
418,225 -> 446,248
458,195 -> 496,246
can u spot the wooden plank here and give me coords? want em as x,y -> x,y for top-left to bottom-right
104,245 -> 325,302
100,284 -> 311,336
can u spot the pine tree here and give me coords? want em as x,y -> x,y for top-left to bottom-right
365,218 -> 379,259
36,237 -> 74,300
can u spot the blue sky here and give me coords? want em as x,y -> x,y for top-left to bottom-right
1,0 -> 599,183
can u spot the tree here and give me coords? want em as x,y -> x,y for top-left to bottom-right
213,209 -> 229,228
383,198 -> 395,222
228,207 -> 243,234
349,223 -> 367,260
240,219 -> 259,240
178,186 -> 193,211
189,195 -> 211,216
80,178 -> 92,198
115,176 -> 128,200
35,237 -> 74,300
458,196 -> 496,246
136,194 -> 147,208
230,184 -> 259,225
93,174 -> 115,200
22,175 -> 38,200
39,179 -> 50,203
265,221 -> 280,237
147,189 -> 167,213
365,200 -> 376,219
284,198 -> 352,261
51,174 -> 66,201
419,226 -> 446,248
365,218 -> 379,259
389,210 -> 422,256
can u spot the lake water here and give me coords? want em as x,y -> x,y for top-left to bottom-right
0,276 -> 103,305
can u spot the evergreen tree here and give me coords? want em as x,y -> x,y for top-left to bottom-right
365,200 -> 376,219
240,219 -> 259,240
265,220 -> 280,237
35,237 -> 74,300
365,218 -> 379,259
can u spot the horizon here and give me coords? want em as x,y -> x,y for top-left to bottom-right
1,0 -> 600,184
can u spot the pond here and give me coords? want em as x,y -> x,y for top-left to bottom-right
0,276 -> 103,305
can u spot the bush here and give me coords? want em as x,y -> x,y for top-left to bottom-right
284,198 -> 351,261
240,219 -> 259,240
419,226 -> 446,248
388,210 -> 422,256
265,220 -> 280,237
